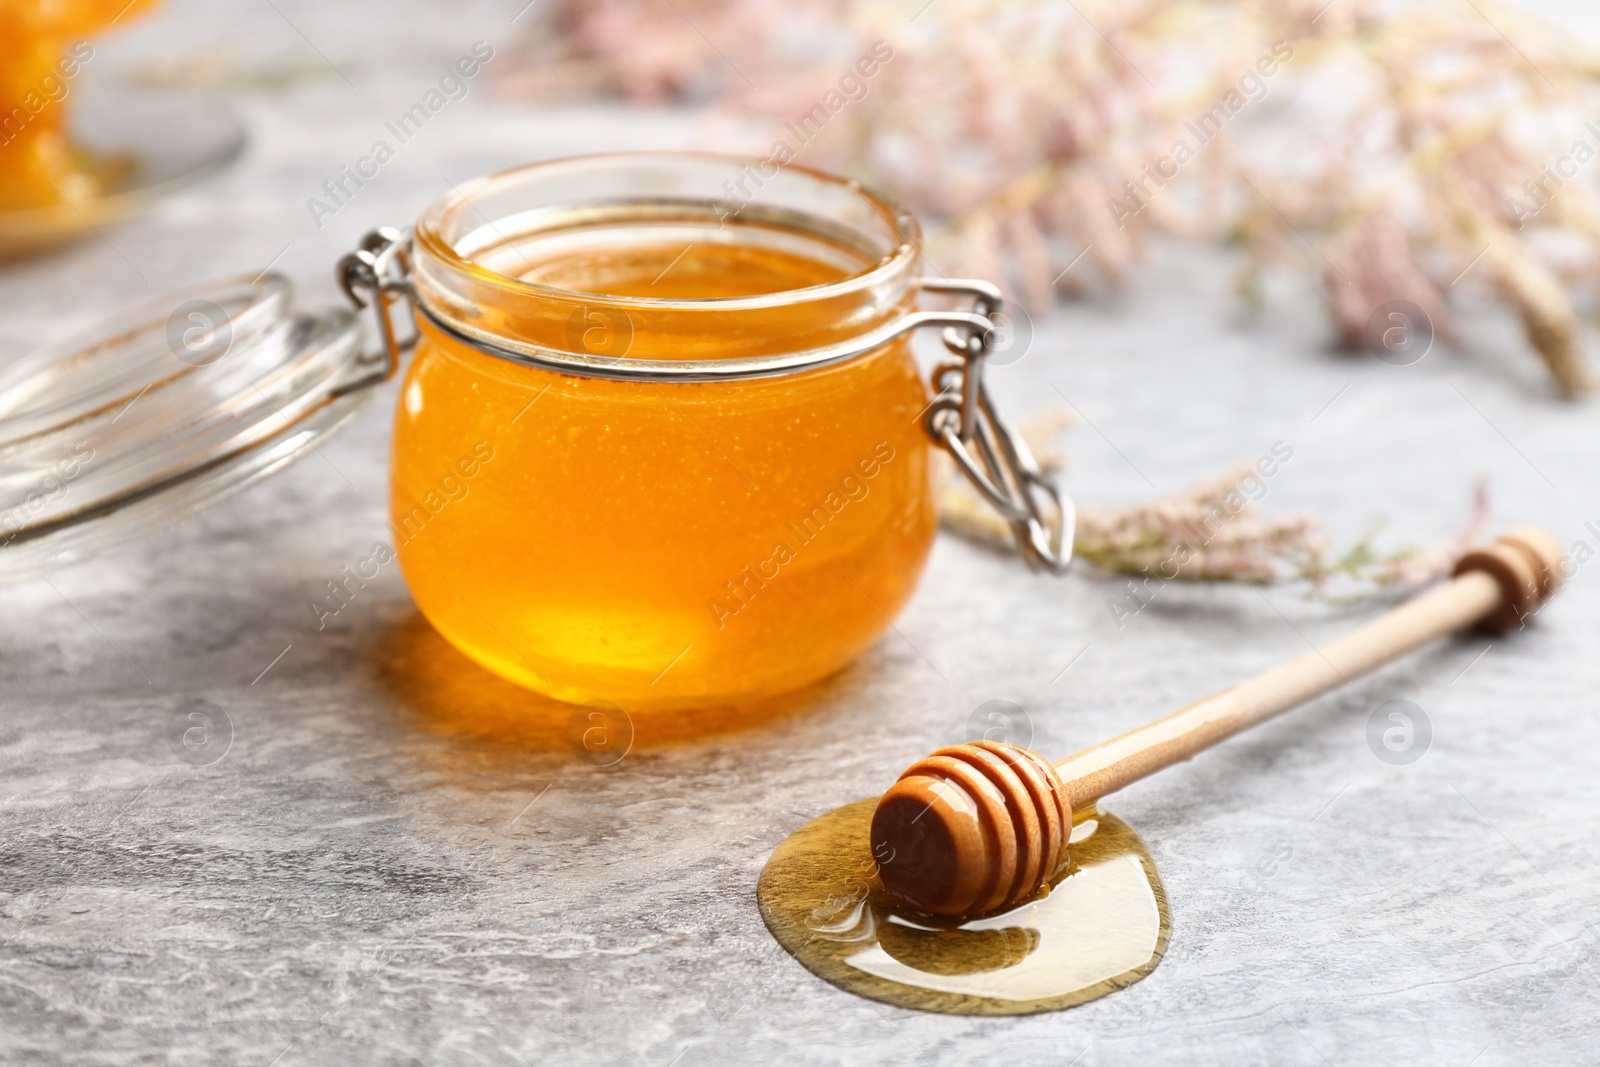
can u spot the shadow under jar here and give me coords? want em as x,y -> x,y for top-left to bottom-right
373,153 -> 1072,713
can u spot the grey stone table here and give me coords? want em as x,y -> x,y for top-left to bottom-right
3,2 -> 1597,1064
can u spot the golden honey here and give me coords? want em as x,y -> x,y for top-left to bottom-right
392,158 -> 938,711
758,798 -> 1170,1014
0,1 -> 157,212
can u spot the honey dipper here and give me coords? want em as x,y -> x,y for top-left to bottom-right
870,529 -> 1565,916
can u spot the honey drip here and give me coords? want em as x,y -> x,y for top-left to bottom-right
757,798 -> 1170,1015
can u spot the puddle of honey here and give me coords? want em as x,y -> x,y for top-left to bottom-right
757,798 -> 1170,1015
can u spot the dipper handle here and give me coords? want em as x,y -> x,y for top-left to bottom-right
870,529 -> 1564,917
1054,527 -> 1563,803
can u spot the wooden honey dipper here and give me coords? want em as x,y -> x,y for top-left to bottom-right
870,528 -> 1565,917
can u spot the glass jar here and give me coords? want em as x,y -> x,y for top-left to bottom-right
398,155 -> 942,711
1,152 -> 1073,714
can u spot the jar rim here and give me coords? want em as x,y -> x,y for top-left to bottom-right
412,150 -> 923,312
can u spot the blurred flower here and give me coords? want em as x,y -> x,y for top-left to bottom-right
504,0 -> 1600,395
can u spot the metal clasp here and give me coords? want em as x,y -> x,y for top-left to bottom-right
334,227 -> 418,396
916,279 -> 1075,574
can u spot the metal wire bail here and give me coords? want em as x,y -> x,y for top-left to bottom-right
918,279 -> 1075,574
335,227 -> 418,395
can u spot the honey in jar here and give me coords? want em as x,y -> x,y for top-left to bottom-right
391,156 -> 941,712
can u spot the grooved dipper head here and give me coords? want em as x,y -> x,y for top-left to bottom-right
1454,528 -> 1566,632
870,741 -> 1072,916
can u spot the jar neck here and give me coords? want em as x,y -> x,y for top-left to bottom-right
409,153 -> 923,366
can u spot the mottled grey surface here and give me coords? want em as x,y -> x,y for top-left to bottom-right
3,2 -> 1598,1065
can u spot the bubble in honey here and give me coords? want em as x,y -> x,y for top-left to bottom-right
757,798 -> 1170,1015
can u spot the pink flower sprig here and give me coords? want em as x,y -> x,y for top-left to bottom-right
504,0 -> 1600,395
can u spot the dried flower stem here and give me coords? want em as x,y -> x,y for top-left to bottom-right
939,410 -> 1489,597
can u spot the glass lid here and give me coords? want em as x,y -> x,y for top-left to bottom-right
0,274 -> 371,582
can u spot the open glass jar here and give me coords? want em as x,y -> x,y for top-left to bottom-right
0,152 -> 1073,713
